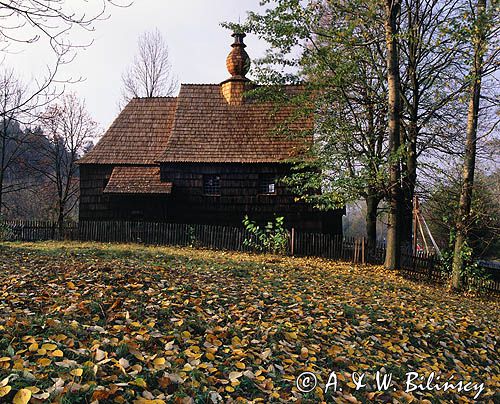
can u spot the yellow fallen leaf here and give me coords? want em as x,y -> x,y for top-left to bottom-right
38,358 -> 51,366
235,362 -> 246,369
52,350 -> 64,357
0,385 -> 11,397
182,363 -> 193,372
41,343 -> 57,351
28,343 -> 38,352
26,386 -> 40,394
67,281 -> 76,289
153,357 -> 165,366
0,357 -> 10,362
205,352 -> 215,361
13,388 -> 31,404
225,386 -> 235,392
70,368 -> 83,377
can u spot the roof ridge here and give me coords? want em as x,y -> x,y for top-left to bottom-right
180,83 -> 220,87
132,96 -> 178,100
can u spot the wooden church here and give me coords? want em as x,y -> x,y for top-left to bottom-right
78,33 -> 344,234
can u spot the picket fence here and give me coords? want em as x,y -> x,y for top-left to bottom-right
2,220 -> 499,294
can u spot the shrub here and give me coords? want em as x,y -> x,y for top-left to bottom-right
439,238 -> 491,293
242,215 -> 289,254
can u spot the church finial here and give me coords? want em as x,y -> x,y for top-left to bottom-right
226,32 -> 250,78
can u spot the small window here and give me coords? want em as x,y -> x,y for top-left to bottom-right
203,175 -> 220,195
259,174 -> 276,195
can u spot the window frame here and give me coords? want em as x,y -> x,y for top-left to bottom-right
258,174 -> 277,195
203,174 -> 221,196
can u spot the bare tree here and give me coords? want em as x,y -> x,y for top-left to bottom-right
31,94 -> 97,233
0,69 -> 36,215
121,28 -> 179,103
0,1 -> 129,117
0,1 -> 128,53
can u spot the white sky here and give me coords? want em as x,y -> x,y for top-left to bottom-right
3,0 -> 268,133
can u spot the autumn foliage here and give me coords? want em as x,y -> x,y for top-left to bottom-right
0,242 -> 498,403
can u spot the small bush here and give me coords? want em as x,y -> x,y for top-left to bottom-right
242,215 -> 289,254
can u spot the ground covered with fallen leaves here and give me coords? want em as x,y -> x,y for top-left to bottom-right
0,241 -> 498,403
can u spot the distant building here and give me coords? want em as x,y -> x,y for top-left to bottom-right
78,33 -> 344,233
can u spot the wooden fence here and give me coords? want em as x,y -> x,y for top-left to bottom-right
2,220 -> 79,241
2,220 -> 499,295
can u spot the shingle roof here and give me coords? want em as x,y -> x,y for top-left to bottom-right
78,97 -> 178,164
157,84 -> 310,163
79,84 -> 311,166
103,166 -> 172,194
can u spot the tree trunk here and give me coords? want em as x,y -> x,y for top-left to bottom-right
384,0 -> 403,270
365,193 -> 379,248
0,173 -> 3,217
401,120 -> 418,249
451,0 -> 486,290
57,204 -> 64,240
401,2 -> 419,250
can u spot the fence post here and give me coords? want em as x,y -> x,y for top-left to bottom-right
361,237 -> 365,265
290,228 -> 295,256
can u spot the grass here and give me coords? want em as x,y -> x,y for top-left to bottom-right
0,241 -> 498,403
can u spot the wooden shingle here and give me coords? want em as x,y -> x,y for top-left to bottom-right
158,84 -> 310,163
104,166 -> 172,194
78,97 -> 178,164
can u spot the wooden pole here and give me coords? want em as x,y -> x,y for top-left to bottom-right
361,237 -> 365,265
412,196 -> 419,253
291,228 -> 295,256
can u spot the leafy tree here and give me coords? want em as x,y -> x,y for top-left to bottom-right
227,0 -> 391,248
398,0 -> 470,244
451,0 -> 499,289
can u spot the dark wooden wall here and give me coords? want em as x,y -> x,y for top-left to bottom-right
79,165 -> 171,221
160,163 -> 343,234
79,165 -> 114,221
79,163 -> 344,234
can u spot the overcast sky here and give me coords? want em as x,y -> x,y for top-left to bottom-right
5,0 -> 268,133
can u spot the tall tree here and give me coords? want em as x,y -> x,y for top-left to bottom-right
31,94 -> 97,233
383,0 -> 403,269
121,28 -> 178,103
398,0 -> 468,246
230,0 -> 391,246
451,0 -> 498,289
